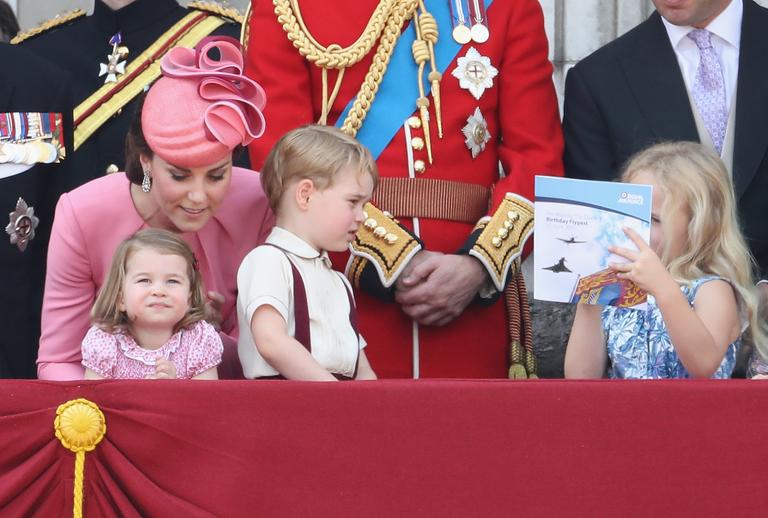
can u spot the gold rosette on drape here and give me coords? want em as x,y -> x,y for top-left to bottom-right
54,399 -> 106,518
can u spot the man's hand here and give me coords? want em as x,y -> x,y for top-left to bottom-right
395,253 -> 487,326
396,250 -> 443,292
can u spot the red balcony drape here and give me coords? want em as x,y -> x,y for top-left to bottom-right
1,379 -> 767,516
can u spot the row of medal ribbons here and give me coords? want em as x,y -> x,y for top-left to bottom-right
449,0 -> 490,44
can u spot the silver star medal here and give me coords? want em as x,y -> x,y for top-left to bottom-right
5,198 -> 39,252
451,47 -> 498,100
462,107 -> 491,159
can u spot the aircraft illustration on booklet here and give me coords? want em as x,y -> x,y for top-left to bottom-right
534,175 -> 652,309
556,236 -> 586,245
541,257 -> 572,273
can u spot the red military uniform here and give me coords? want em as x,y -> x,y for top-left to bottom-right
245,0 -> 563,378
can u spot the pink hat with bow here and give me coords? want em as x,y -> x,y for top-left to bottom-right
142,36 -> 266,168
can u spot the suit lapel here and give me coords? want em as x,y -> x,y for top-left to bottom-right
619,13 -> 699,144
733,0 -> 768,198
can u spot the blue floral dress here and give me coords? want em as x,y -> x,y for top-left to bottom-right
601,276 -> 740,379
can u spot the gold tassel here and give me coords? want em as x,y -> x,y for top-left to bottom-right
506,264 -> 537,379
417,6 -> 442,138
508,340 -> 527,379
518,268 -> 537,378
508,362 -> 528,379
416,97 -> 433,163
524,349 -> 538,379
412,12 -> 433,163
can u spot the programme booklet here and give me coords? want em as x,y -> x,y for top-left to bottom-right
533,176 -> 652,309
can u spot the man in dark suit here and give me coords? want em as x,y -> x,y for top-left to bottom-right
0,43 -> 86,377
563,0 -> 768,282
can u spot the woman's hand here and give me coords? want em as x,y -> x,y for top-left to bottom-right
204,291 -> 225,331
608,227 -> 677,299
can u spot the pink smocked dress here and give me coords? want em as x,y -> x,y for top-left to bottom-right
81,320 -> 223,379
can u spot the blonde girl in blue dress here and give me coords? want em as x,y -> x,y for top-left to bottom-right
565,142 -> 764,379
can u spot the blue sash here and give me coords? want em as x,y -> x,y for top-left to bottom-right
335,0 -> 494,159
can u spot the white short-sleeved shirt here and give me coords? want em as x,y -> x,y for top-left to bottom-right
236,227 -> 365,378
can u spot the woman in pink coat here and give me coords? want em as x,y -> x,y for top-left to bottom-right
38,37 -> 274,380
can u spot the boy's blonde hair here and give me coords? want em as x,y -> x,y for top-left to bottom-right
622,141 -> 765,348
91,228 -> 207,333
260,125 -> 379,212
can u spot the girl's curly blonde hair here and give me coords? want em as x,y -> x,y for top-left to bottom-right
622,141 -> 766,350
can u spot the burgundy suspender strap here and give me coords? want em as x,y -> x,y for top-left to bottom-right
286,257 -> 312,352
263,244 -> 311,351
339,273 -> 361,379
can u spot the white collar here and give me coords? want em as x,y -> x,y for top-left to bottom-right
266,226 -> 332,267
661,0 -> 742,50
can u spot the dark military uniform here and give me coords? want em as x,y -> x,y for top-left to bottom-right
17,0 -> 243,175
0,43 -> 83,378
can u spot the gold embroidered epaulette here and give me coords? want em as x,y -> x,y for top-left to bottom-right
469,193 -> 534,291
188,1 -> 243,24
347,202 -> 421,288
10,9 -> 85,44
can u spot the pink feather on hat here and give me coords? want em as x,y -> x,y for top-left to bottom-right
142,36 -> 267,168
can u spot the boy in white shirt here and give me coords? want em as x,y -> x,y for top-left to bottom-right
237,125 -> 378,380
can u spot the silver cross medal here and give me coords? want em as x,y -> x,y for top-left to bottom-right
99,32 -> 127,83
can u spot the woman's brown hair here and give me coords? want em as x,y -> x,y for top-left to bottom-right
124,93 -> 152,185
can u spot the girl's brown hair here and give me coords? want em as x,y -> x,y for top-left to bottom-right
91,229 -> 206,333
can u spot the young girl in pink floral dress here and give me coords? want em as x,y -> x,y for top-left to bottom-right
82,229 -> 222,379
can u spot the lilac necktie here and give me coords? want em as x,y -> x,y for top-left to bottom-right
687,29 -> 728,154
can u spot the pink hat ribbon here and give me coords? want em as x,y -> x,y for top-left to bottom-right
160,36 -> 267,148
